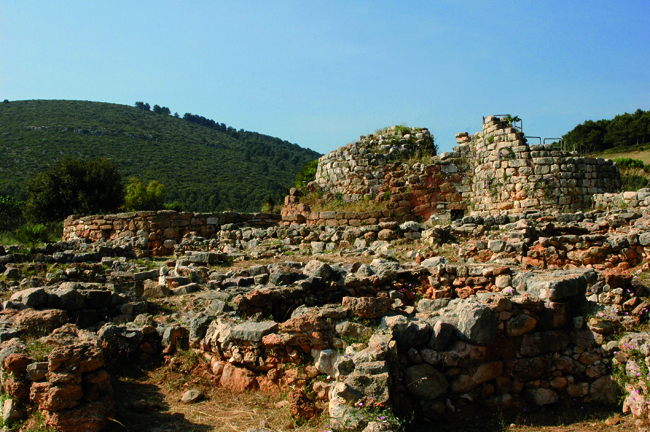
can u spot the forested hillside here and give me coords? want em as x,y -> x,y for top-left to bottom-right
0,100 -> 320,212
562,108 -> 650,153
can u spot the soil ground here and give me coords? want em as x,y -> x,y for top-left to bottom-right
102,355 -> 640,432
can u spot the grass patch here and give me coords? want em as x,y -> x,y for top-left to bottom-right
620,167 -> 650,191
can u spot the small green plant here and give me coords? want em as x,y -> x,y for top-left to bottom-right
12,223 -> 53,248
487,136 -> 495,144
394,125 -> 411,135
337,400 -> 406,431
18,337 -> 54,361
295,159 -> 319,189
497,147 -> 516,160
483,175 -> 503,198
505,115 -> 521,126
534,176 -> 560,201
613,157 -> 645,169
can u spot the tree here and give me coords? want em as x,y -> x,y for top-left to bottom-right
0,195 -> 24,231
26,158 -> 124,223
135,101 -> 151,111
295,160 -> 318,188
123,177 -> 165,211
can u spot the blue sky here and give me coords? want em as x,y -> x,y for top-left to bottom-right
1,1 -> 648,155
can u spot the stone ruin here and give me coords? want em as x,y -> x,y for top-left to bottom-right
3,119 -> 650,432
283,117 -> 621,223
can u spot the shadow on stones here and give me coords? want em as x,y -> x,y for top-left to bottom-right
409,401 -> 620,432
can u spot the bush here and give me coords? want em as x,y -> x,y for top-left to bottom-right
13,223 -> 53,248
123,178 -> 165,211
26,157 -> 124,223
295,160 -> 318,189
394,125 -> 411,135
614,158 -> 645,169
0,195 -> 24,231
621,173 -> 650,191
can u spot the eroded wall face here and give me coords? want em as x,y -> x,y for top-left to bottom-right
465,116 -> 621,215
299,118 -> 621,223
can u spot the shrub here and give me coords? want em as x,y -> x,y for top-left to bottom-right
614,158 -> 645,169
295,160 -> 318,189
13,223 -> 53,248
26,157 -> 124,223
394,124 -> 411,135
123,178 -> 165,211
621,173 -> 650,191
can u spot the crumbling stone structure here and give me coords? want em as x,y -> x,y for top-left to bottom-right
284,117 -> 621,223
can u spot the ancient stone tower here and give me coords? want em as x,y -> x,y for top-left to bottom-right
283,117 -> 621,224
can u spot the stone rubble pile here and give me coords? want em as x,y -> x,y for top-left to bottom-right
5,207 -> 650,430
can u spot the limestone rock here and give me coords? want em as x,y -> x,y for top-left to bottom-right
456,302 -> 497,345
342,296 -> 392,319
181,389 -> 203,404
403,364 -> 448,400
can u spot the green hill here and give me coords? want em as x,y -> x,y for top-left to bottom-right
0,100 -> 320,212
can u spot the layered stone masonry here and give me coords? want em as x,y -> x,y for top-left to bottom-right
315,126 -> 437,199
285,117 -> 621,224
464,116 -> 620,214
593,188 -> 650,211
9,209 -> 650,427
63,210 -> 281,256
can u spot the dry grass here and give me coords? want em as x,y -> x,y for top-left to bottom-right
592,149 -> 650,165
106,354 -> 330,432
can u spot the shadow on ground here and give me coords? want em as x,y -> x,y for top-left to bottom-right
105,361 -> 212,432
409,400 -> 622,432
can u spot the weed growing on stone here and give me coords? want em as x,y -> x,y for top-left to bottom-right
17,337 -> 53,362
335,399 -> 405,431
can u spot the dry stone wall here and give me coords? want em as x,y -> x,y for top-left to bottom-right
63,211 -> 281,256
465,116 -> 620,214
315,126 -> 437,199
285,117 -> 621,224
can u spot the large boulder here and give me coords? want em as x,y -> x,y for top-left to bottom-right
403,364 -> 448,400
220,363 -> 258,392
342,297 -> 392,319
456,302 -> 497,345
525,269 -> 594,301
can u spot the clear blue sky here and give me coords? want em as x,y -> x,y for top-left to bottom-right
1,1 -> 648,155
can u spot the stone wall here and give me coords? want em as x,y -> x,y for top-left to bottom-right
284,117 -> 622,224
465,116 -> 620,214
593,189 -> 650,211
314,126 -> 437,199
63,211 -> 281,255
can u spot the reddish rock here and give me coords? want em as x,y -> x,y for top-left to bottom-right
450,361 -> 503,393
31,378 -> 84,411
4,353 -> 32,373
602,270 -> 632,288
455,287 -> 475,299
4,373 -> 31,400
220,363 -> 258,392
48,343 -> 103,374
288,389 -> 319,419
590,376 -> 622,405
506,314 -> 537,337
567,382 -> 590,397
13,309 -> 68,333
279,314 -> 331,333
45,396 -> 114,432
82,369 -> 112,402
